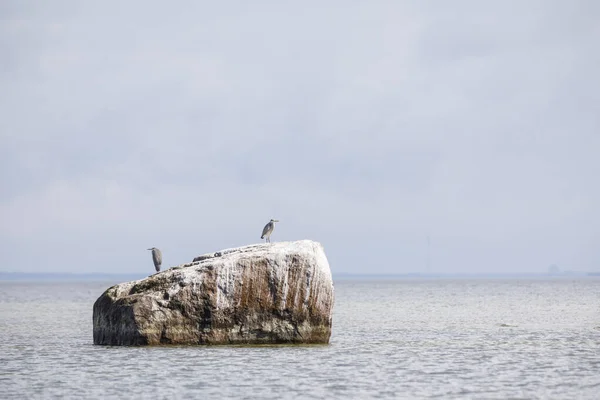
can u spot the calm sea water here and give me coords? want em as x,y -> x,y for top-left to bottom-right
0,278 -> 599,399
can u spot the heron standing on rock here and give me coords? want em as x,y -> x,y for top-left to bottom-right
147,247 -> 162,272
261,219 -> 279,243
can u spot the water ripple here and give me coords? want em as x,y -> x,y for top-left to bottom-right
0,279 -> 599,399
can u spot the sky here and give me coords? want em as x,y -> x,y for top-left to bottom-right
1,1 -> 599,275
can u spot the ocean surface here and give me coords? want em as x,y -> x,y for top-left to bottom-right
0,278 -> 598,399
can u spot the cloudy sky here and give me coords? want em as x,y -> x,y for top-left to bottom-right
1,1 -> 598,275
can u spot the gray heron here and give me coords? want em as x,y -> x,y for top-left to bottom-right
261,219 -> 279,243
147,247 -> 162,272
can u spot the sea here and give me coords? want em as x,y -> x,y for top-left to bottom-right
0,278 -> 598,399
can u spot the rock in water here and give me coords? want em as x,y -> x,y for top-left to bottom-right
93,240 -> 334,345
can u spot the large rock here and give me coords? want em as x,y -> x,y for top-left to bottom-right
93,240 -> 334,345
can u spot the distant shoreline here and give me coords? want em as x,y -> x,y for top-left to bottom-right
0,272 -> 147,282
333,272 -> 599,280
1,271 -> 598,282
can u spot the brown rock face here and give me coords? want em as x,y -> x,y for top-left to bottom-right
93,240 -> 334,345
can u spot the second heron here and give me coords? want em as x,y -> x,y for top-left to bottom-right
147,247 -> 162,272
261,219 -> 279,243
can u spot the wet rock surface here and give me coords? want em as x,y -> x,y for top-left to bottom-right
93,240 -> 334,345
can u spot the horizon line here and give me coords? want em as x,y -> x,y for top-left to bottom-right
0,271 -> 597,281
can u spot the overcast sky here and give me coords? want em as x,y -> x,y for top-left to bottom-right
1,1 -> 598,275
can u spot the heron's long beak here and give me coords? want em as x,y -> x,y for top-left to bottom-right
274,220 -> 279,222
147,248 -> 152,250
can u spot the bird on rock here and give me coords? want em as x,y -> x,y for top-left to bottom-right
261,219 -> 279,243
